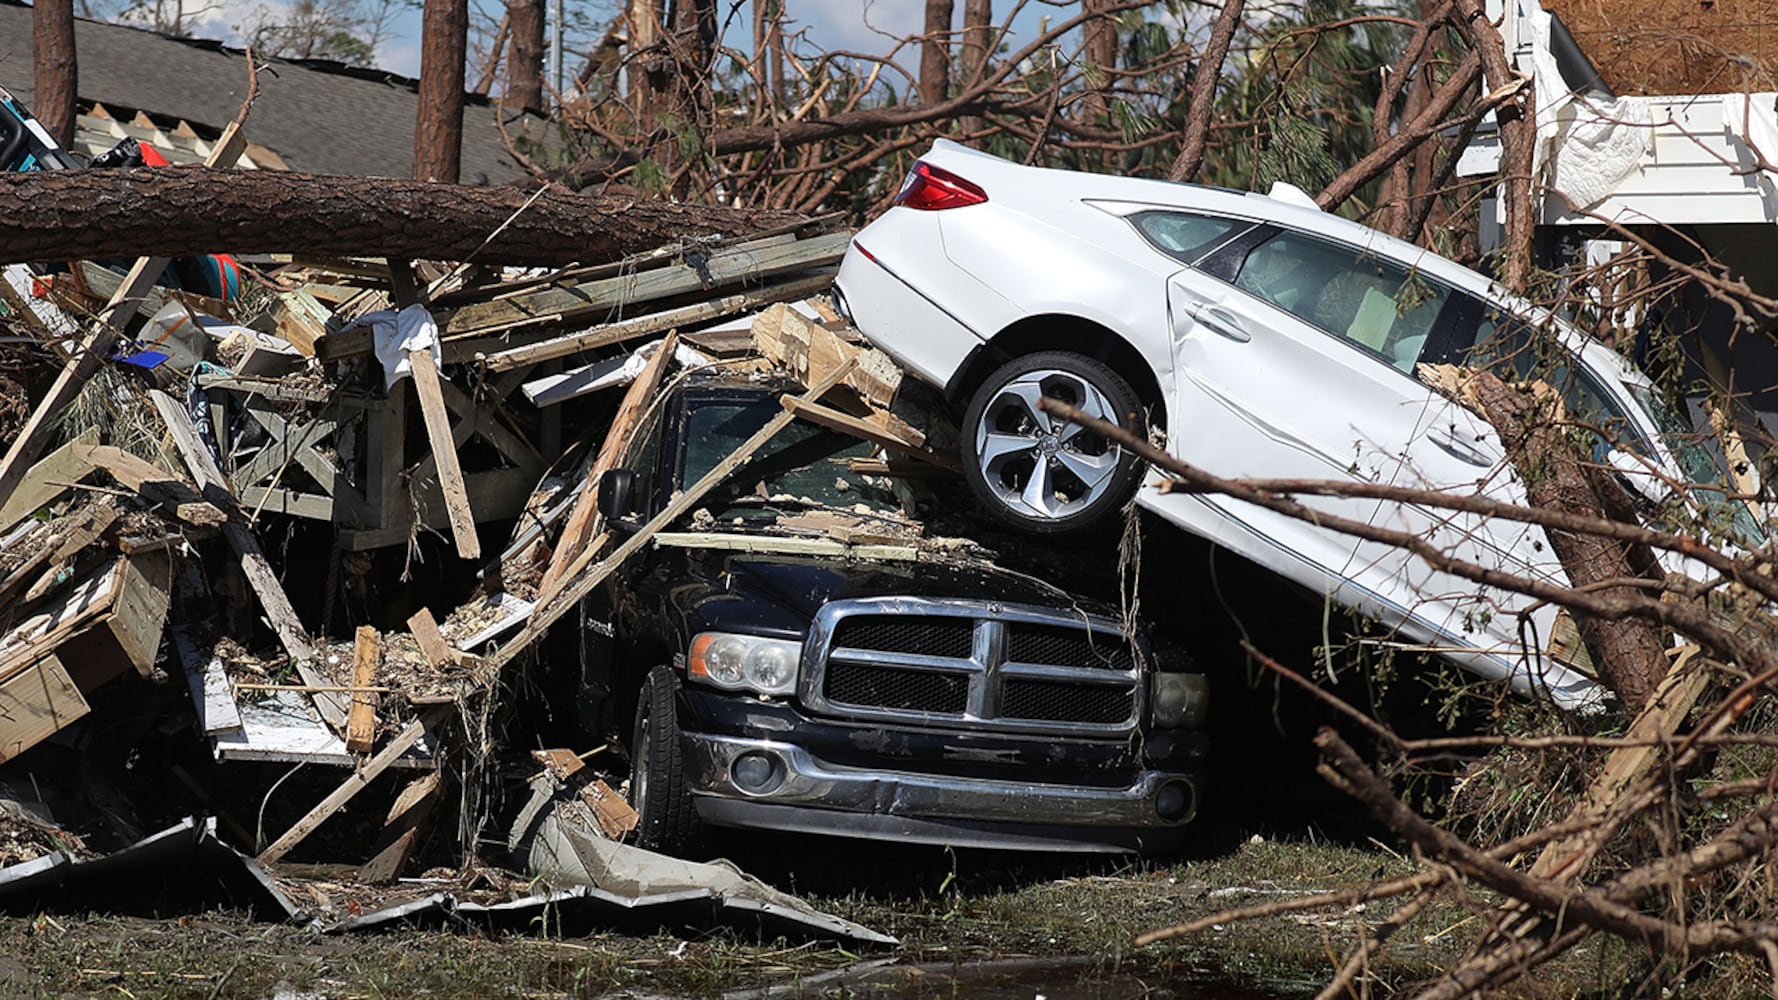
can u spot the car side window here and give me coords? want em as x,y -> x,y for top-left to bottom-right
626,401 -> 669,509
1129,211 -> 1248,265
1440,295 -> 1650,459
1231,230 -> 1452,374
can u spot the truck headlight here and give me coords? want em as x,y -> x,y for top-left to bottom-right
689,632 -> 801,696
1151,672 -> 1208,729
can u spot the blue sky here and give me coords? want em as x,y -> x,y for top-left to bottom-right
292,1 -> 1049,82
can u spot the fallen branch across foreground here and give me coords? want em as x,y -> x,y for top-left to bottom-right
1033,398 -> 1778,993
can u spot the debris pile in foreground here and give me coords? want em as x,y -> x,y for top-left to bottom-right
0,222 -> 938,946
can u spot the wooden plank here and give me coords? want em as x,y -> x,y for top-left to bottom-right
539,331 -> 679,597
652,532 -> 920,561
358,770 -> 442,883
479,273 -> 835,372
583,778 -> 639,839
271,289 -> 340,357
0,427 -> 100,533
239,487 -> 337,522
751,303 -> 901,409
0,120 -> 250,516
20,501 -> 121,603
486,359 -> 859,676
170,561 -> 244,735
407,350 -> 481,560
0,655 -> 90,763
257,707 -> 445,865
230,413 -> 339,496
336,466 -> 534,551
148,390 -> 347,728
780,398 -> 961,472
345,626 -> 381,754
445,232 -> 850,341
406,609 -> 454,667
109,550 -> 174,677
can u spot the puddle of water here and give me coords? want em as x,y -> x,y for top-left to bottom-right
720,955 -> 1294,1000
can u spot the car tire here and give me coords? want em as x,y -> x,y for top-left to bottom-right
630,665 -> 706,856
962,352 -> 1145,535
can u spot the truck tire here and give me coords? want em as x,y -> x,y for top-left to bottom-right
630,665 -> 706,856
962,351 -> 1145,534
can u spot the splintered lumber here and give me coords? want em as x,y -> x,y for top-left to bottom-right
359,771 -> 442,883
539,331 -> 680,597
0,427 -> 100,533
0,120 -> 250,516
272,289 -> 341,357
407,350 -> 481,560
531,749 -> 637,838
0,655 -> 90,763
257,707 -> 446,865
148,390 -> 347,728
478,274 -> 835,372
406,609 -> 454,667
445,231 -> 851,339
780,398 -> 960,472
486,359 -> 859,676
346,626 -> 381,754
751,303 -> 901,409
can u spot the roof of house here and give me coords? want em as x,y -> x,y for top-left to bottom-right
0,0 -> 534,182
1543,0 -> 1778,96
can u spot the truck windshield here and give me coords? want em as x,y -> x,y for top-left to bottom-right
681,398 -> 905,523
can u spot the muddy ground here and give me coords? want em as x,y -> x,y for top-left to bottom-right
0,824 -> 1663,1000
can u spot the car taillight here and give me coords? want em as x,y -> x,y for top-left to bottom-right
893,161 -> 988,211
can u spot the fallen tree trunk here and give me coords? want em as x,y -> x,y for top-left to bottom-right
0,169 -> 809,267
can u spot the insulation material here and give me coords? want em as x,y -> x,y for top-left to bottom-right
1524,2 -> 1654,211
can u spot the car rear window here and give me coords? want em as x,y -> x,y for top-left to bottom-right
1129,211 -> 1247,264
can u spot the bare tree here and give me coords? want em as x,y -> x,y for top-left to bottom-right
504,0 -> 546,111
920,0 -> 955,106
415,0 -> 469,182
31,0 -> 77,149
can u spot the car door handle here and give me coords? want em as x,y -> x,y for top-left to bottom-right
1426,424 -> 1494,467
1194,304 -> 1251,343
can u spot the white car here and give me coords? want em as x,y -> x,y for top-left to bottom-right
835,139 -> 1759,710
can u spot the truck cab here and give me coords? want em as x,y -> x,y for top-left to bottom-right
590,370 -> 1209,855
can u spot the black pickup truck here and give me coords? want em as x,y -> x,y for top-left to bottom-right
588,369 -> 1208,855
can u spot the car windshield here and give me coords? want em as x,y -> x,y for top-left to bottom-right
680,398 -> 906,525
1456,314 -> 1765,545
1622,383 -> 1767,546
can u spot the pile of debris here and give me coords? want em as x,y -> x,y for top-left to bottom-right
0,215 -> 930,945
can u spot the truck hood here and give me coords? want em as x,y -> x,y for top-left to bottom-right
667,543 -> 1117,639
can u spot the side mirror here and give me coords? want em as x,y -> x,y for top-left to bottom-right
598,469 -> 638,527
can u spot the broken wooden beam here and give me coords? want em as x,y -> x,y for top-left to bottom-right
478,274 -> 834,372
406,349 -> 481,560
359,771 -> 442,883
149,390 -> 347,728
487,359 -> 860,675
406,608 -> 455,668
539,331 -> 680,598
257,707 -> 445,864
780,397 -> 960,473
346,626 -> 381,755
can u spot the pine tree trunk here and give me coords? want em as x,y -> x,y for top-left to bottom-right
920,0 -> 954,106
0,169 -> 807,267
505,0 -> 547,112
415,0 -> 469,182
32,0 -> 76,149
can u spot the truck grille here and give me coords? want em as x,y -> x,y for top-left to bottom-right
806,599 -> 1143,734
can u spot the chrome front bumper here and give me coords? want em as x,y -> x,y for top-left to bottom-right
683,732 -> 1199,853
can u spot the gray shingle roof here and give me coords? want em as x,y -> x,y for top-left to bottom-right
0,0 -> 534,182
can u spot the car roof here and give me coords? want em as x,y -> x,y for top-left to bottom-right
919,139 -> 1501,301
